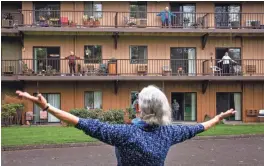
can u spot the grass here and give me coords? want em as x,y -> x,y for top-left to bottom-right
2,124 -> 264,147
198,124 -> 264,136
1,126 -> 96,146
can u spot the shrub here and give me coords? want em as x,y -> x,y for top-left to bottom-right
69,108 -> 124,125
99,109 -> 124,124
69,108 -> 103,119
1,103 -> 24,126
127,107 -> 136,119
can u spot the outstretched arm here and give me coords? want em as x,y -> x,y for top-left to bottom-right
16,91 -> 79,125
16,91 -> 129,146
170,109 -> 236,145
201,109 -> 236,130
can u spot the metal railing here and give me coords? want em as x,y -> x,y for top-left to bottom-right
2,10 -> 264,29
2,59 -> 264,77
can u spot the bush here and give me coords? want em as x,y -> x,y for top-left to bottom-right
1,103 -> 24,126
99,109 -> 124,124
127,107 -> 136,119
69,108 -> 124,125
69,108 -> 103,119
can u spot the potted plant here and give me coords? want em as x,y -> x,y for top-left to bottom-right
2,13 -> 13,28
88,16 -> 95,27
69,20 -> 77,27
94,17 -> 100,27
83,15 -> 89,26
108,57 -> 117,75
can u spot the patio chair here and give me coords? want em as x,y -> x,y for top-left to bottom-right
124,16 -> 136,27
210,66 -> 222,76
39,110 -> 48,125
233,65 -> 242,76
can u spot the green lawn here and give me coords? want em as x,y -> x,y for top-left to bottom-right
2,124 -> 264,147
1,126 -> 96,146
198,124 -> 264,136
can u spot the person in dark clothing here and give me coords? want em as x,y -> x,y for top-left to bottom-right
65,51 -> 80,75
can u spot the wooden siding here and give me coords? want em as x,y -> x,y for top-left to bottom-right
22,81 -> 264,123
22,35 -> 264,75
20,2 -> 264,29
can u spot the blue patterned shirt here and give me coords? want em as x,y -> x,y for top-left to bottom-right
75,118 -> 204,166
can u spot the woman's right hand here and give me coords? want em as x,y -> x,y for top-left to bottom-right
16,91 -> 48,109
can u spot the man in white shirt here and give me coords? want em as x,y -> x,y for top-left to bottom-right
218,51 -> 237,76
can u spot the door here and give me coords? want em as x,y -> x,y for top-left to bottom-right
170,48 -> 196,76
171,92 -> 197,121
215,4 -> 240,28
33,93 -> 60,123
33,47 -> 60,73
170,3 -> 195,28
216,93 -> 241,120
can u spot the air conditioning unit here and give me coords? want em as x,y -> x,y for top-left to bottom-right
137,19 -> 147,28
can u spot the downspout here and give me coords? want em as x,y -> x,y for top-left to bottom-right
74,81 -> 76,108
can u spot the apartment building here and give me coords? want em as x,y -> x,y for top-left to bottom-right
1,1 -> 264,124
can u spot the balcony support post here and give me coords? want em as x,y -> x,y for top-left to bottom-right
114,80 -> 119,95
112,32 -> 119,49
202,80 -> 209,94
19,31 -> 24,48
201,33 -> 209,50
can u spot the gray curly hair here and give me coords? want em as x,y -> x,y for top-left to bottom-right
138,85 -> 172,125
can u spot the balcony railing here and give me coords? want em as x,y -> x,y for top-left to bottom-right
2,10 -> 264,29
2,59 -> 264,77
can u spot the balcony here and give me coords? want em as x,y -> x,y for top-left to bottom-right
1,10 -> 264,34
2,59 -> 264,81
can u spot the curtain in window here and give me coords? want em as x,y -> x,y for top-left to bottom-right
94,91 -> 102,109
48,94 -> 60,122
191,93 -> 196,121
84,92 -> 94,109
234,93 -> 241,120
188,48 -> 196,76
33,103 -> 40,123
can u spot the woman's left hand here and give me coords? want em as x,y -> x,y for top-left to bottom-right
217,109 -> 237,120
16,91 -> 48,109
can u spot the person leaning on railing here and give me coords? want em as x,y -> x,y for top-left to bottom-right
16,85 -> 236,166
64,51 -> 80,75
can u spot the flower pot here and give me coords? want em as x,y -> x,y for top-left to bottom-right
94,20 -> 100,27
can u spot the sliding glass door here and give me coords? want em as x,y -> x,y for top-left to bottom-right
33,93 -> 61,123
171,92 -> 197,121
33,47 -> 60,73
215,4 -> 240,28
216,92 -> 242,120
170,48 -> 196,76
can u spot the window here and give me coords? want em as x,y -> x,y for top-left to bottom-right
130,91 -> 139,106
84,1 -> 102,19
84,45 -> 102,63
170,48 -> 196,76
33,93 -> 60,123
215,4 -> 241,28
130,46 -> 147,64
84,91 -> 102,109
171,92 -> 197,121
33,47 -> 60,73
130,1 -> 147,19
34,2 -> 60,23
216,93 -> 241,120
170,3 -> 195,28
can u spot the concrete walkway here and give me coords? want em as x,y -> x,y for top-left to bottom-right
2,137 -> 264,166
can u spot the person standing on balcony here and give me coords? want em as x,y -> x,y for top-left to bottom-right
65,51 -> 80,76
157,7 -> 176,28
218,50 -> 237,76
16,85 -> 236,166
